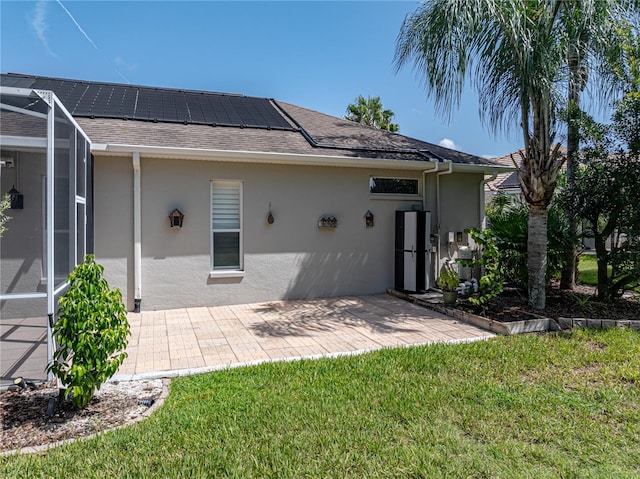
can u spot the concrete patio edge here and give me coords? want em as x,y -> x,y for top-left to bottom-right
111,334 -> 495,382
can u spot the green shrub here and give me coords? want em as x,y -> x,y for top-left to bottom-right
464,228 -> 504,306
437,263 -> 460,291
48,255 -> 130,408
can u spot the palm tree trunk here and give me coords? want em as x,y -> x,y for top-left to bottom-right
528,205 -> 548,310
560,40 -> 582,290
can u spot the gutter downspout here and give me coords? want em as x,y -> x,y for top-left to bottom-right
435,160 -> 453,275
133,152 -> 142,313
479,173 -> 498,230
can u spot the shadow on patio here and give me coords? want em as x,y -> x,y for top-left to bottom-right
1,316 -> 47,388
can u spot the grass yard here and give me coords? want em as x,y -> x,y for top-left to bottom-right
2,329 -> 639,478
578,254 -> 600,286
579,254 -> 639,293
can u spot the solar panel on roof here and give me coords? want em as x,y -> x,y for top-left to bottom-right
1,73 -> 296,130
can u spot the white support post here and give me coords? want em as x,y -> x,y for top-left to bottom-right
133,152 -> 142,312
46,99 -> 55,379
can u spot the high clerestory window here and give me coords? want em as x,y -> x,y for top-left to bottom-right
369,177 -> 419,196
210,180 -> 243,276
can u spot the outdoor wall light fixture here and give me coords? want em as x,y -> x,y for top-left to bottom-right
267,202 -> 275,224
364,210 -> 374,228
8,185 -> 23,209
168,208 -> 184,228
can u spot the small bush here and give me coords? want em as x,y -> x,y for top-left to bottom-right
48,255 -> 130,408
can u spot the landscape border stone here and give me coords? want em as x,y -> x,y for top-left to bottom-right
388,289 -> 640,335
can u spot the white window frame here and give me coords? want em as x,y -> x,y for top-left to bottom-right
369,176 -> 421,199
210,180 -> 244,278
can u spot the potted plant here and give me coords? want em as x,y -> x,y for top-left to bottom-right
438,263 -> 460,306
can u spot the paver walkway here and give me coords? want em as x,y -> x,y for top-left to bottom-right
114,294 -> 495,380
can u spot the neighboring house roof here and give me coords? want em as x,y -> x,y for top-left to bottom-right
1,73 -> 507,170
486,146 -> 567,192
486,151 -> 521,191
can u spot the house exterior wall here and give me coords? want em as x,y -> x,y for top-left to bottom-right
94,155 -> 442,311
424,172 -> 484,276
0,151 -> 47,318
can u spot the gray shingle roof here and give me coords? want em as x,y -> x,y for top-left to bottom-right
2,72 -> 500,166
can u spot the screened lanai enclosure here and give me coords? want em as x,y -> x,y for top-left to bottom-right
0,87 -> 92,387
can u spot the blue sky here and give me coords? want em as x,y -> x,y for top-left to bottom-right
1,0 -> 528,158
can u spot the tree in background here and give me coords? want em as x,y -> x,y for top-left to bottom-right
563,24 -> 640,301
395,0 -> 566,310
559,0 -> 635,290
345,95 -> 399,132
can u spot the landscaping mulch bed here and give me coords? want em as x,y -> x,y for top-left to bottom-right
460,284 -> 640,322
1,380 -> 163,454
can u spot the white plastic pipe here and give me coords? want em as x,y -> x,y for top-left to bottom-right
479,173 -> 498,230
133,152 -> 142,312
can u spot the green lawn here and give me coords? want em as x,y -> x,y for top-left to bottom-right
579,254 -> 639,292
579,254 -> 600,286
2,330 -> 639,478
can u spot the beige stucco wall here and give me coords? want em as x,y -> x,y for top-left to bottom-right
93,155 -> 486,311
0,150 -> 47,318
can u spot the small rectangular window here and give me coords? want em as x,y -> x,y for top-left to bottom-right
369,177 -> 419,195
211,180 -> 242,272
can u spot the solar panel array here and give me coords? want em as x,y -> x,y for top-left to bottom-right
1,73 -> 295,130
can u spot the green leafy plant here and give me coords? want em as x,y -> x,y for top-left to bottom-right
465,228 -> 504,307
48,255 -> 130,408
0,193 -> 11,238
437,263 -> 460,292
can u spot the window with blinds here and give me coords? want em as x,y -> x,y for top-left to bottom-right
211,180 -> 242,271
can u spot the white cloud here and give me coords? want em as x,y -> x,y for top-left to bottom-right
29,1 -> 58,58
115,57 -> 138,72
481,154 -> 498,159
438,138 -> 460,151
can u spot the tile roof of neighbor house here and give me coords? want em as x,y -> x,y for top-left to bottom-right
1,73 -> 502,166
485,146 -> 567,191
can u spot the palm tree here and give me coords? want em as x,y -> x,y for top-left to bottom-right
345,95 -> 399,132
395,0 -> 566,310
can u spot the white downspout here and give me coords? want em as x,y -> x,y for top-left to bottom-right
133,152 -> 142,313
435,160 -> 453,275
479,172 -> 498,230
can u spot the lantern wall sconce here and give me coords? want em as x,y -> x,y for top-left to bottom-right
168,208 -> 184,228
8,185 -> 23,209
364,210 -> 374,228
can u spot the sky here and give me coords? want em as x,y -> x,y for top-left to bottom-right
0,0 -> 528,159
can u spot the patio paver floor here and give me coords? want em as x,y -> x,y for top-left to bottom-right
1,294 -> 496,386
114,294 -> 495,380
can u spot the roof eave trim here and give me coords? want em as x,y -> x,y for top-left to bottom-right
452,163 -> 515,174
91,143 -> 443,170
